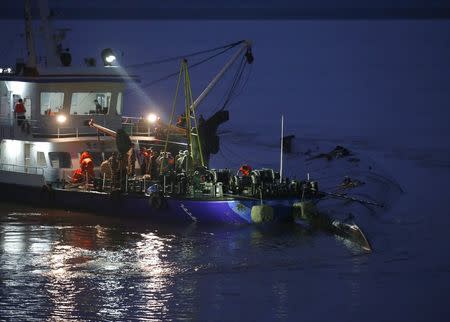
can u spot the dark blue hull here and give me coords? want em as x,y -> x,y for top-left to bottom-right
0,182 -> 299,225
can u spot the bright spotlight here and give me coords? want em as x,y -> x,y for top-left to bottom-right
101,48 -> 116,66
146,113 -> 158,123
105,55 -> 115,63
56,114 -> 67,124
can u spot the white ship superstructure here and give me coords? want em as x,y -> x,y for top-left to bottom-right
0,0 -> 143,185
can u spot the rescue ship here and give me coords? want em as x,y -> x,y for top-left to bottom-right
0,0 -> 315,224
0,1 -> 374,252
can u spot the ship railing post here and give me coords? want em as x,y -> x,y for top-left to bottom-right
163,175 -> 166,194
102,173 -> 106,191
57,127 -> 60,138
143,177 -> 146,193
76,128 -> 79,138
85,171 -> 88,191
125,174 -> 128,192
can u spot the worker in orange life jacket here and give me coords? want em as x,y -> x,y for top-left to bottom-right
72,151 -> 95,183
176,113 -> 186,128
14,99 -> 26,126
239,164 -> 252,176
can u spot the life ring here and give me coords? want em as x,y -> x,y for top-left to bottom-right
149,192 -> 167,209
40,184 -> 55,206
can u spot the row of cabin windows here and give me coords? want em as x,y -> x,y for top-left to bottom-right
40,92 -> 123,116
36,151 -> 114,169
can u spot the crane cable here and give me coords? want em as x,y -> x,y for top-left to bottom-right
126,40 -> 245,69
219,54 -> 247,111
137,45 -> 239,89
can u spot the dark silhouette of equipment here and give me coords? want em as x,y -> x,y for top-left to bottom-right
198,110 -> 229,166
116,128 -> 132,154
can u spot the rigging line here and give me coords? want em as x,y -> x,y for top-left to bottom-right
126,40 -> 244,69
228,62 -> 253,103
221,140 -> 261,164
210,55 -> 246,115
217,65 -> 252,114
219,144 -> 244,166
218,148 -> 240,167
220,55 -> 247,111
210,56 -> 246,114
137,47 -> 236,90
221,56 -> 246,108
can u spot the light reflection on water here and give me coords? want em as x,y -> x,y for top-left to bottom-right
0,206 -> 414,321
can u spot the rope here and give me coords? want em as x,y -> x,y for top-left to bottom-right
211,53 -> 252,115
126,40 -> 244,69
137,46 -> 237,89
220,55 -> 247,111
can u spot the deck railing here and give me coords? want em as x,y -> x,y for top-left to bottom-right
0,163 -> 45,175
121,116 -> 159,137
0,114 -> 170,139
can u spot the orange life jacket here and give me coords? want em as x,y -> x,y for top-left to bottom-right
72,157 -> 94,183
239,164 -> 252,176
79,151 -> 92,164
15,103 -> 25,114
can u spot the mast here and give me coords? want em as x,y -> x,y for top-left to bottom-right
38,0 -> 60,66
280,115 -> 284,183
183,60 -> 205,167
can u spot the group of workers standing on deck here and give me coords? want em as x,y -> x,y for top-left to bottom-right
70,146 -> 192,186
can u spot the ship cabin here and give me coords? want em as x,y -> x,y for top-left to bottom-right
0,67 -> 175,186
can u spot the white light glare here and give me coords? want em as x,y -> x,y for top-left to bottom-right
146,113 -> 158,123
105,55 -> 116,63
56,115 -> 67,124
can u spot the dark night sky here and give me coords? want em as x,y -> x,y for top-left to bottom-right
1,1 -> 450,144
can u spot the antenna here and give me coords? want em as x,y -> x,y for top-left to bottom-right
280,114 -> 284,183
38,0 -> 60,66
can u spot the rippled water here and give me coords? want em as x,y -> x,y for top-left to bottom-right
1,200 -> 448,321
0,204 -> 364,321
2,133 -> 450,321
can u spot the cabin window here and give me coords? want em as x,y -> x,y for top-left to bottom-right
36,151 -> 46,167
40,92 -> 64,115
116,92 -> 123,115
48,152 -> 71,168
70,92 -> 112,115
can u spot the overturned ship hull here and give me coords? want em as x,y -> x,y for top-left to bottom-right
0,180 -> 300,225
